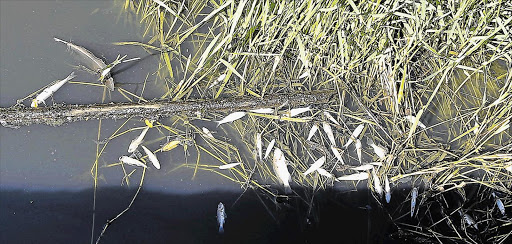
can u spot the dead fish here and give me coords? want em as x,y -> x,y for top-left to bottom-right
371,168 -> 383,197
351,164 -> 374,171
119,156 -> 147,168
31,72 -> 75,108
323,111 -> 340,125
459,210 -> 478,230
355,139 -> 362,164
411,187 -> 418,217
287,106 -> 311,117
307,124 -> 319,141
256,133 -> 262,160
219,162 -> 242,170
337,172 -> 369,181
202,127 -> 214,139
217,202 -> 227,233
316,168 -> 334,178
367,138 -> 387,160
405,115 -> 427,129
162,140 -> 180,151
264,139 -> 275,159
506,164 -> 512,173
492,192 -> 506,216
344,124 -> 364,148
384,175 -> 391,203
303,156 -> 326,176
128,126 -> 150,153
322,122 -> 336,146
272,148 -> 292,194
331,146 -> 345,164
216,112 -> 246,126
249,108 -> 274,114
141,145 -> 160,170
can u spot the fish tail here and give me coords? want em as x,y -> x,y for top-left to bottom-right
218,225 -> 224,234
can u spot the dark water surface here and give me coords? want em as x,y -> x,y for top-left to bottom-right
0,1 -> 402,243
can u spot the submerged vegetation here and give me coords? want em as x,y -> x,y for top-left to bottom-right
3,0 -> 511,243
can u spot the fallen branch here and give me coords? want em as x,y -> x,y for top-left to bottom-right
0,90 -> 335,127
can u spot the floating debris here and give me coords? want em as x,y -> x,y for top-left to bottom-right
323,111 -> 340,125
119,156 -> 147,168
202,127 -> 214,139
272,148 -> 292,194
264,139 -> 275,159
344,124 -> 364,148
217,202 -> 226,234
367,138 -> 387,160
287,106 -> 311,117
307,124 -> 319,141
336,172 -> 369,181
303,156 -> 326,176
162,140 -> 180,151
141,145 -> 160,170
384,175 -> 391,203
128,126 -> 150,153
330,146 -> 345,164
216,111 -> 246,126
492,192 -> 506,216
371,168 -> 383,197
249,108 -> 274,114
322,122 -> 336,146
411,187 -> 418,217
219,162 -> 242,170
31,72 -> 75,108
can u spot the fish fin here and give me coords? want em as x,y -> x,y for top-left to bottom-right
218,226 -> 224,234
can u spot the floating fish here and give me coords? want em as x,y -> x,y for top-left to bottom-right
316,168 -> 334,178
371,169 -> 383,197
322,122 -> 336,146
331,146 -> 345,164
162,140 -> 180,151
298,70 -> 310,79
31,72 -> 76,108
303,156 -> 326,176
411,187 -> 418,217
384,175 -> 391,203
405,115 -> 427,129
119,156 -> 147,168
202,127 -> 214,139
367,138 -> 387,160
256,133 -> 262,160
351,164 -> 374,171
355,139 -> 362,164
336,172 -> 369,181
264,139 -> 276,159
141,145 -> 160,169
219,162 -> 242,170
272,148 -> 292,194
307,124 -> 319,141
344,124 -> 364,148
249,108 -> 274,114
217,202 -> 227,233
492,192 -> 506,216
216,112 -> 246,126
324,111 -> 340,125
54,37 -> 115,91
287,106 -> 311,117
128,126 -> 150,153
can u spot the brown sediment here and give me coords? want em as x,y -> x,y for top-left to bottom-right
0,90 -> 335,127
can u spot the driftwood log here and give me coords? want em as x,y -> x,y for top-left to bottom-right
0,90 -> 336,128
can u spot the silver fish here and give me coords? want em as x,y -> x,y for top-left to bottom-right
367,138 -> 387,160
405,115 -> 426,129
119,156 -> 147,168
31,72 -> 75,108
303,156 -> 325,176
128,126 -> 150,153
219,162 -> 242,170
411,187 -> 418,217
264,139 -> 276,159
355,139 -> 362,164
331,146 -> 345,165
202,127 -> 214,139
323,111 -> 340,125
217,202 -> 226,233
336,172 -> 369,181
316,168 -> 334,178
384,175 -> 391,203
322,122 -> 336,146
287,106 -> 311,117
351,164 -> 374,171
344,124 -> 364,148
371,168 -> 383,197
307,124 -> 319,141
459,210 -> 478,230
216,111 -> 246,126
272,148 -> 292,194
141,145 -> 160,170
249,108 -> 274,114
492,192 -> 506,216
